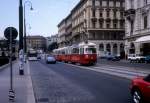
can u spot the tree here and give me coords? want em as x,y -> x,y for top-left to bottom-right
48,42 -> 58,52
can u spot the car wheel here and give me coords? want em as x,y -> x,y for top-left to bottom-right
132,89 -> 142,103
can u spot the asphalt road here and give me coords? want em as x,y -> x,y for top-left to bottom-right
29,60 -> 132,103
97,58 -> 150,70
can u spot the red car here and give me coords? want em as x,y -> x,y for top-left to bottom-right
130,74 -> 150,103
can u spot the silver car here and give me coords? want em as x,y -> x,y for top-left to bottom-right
46,55 -> 56,64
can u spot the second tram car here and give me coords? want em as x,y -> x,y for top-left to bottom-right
53,42 -> 97,65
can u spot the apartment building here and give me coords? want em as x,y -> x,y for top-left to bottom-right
125,0 -> 150,56
58,0 -> 125,57
58,19 -> 66,47
26,35 -> 46,52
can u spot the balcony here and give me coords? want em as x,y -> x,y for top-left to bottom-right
124,9 -> 135,21
91,17 -> 97,22
99,18 -> 104,22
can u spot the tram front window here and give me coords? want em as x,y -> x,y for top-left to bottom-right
85,48 -> 96,54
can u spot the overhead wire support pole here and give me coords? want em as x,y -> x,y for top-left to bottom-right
19,0 -> 23,50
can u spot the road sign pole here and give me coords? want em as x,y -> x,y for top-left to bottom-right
9,28 -> 15,101
4,26 -> 18,101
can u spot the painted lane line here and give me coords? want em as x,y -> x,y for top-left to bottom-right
58,62 -> 146,79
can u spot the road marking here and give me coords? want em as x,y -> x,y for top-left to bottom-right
58,62 -> 148,79
96,63 -> 150,74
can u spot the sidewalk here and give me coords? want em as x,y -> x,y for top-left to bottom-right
0,60 -> 35,103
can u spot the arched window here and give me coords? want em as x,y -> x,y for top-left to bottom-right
130,43 -> 135,54
120,43 -> 124,52
113,44 -> 117,55
106,44 -> 111,52
99,44 -> 104,51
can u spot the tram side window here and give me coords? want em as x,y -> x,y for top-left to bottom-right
85,48 -> 96,54
80,48 -> 84,54
62,51 -> 65,54
72,48 -> 79,54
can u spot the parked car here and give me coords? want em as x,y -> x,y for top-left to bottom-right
128,54 -> 145,63
130,74 -> 150,103
46,55 -> 56,64
145,55 -> 150,63
106,55 -> 120,61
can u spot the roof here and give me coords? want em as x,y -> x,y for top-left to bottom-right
135,35 -> 150,43
26,35 -> 45,39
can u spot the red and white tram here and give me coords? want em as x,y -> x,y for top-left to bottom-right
53,42 -> 97,65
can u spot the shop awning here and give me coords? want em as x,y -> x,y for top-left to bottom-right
135,35 -> 150,43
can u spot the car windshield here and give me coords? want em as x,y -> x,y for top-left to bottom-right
28,53 -> 37,57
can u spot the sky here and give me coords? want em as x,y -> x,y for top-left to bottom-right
0,0 -> 80,38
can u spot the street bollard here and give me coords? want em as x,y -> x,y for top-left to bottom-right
19,62 -> 24,75
9,89 -> 15,102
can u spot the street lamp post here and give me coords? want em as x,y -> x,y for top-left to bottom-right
24,0 -> 33,54
19,0 -> 23,50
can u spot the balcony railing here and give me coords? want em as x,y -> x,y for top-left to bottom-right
124,9 -> 135,17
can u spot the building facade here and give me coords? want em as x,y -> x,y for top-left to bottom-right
125,0 -> 150,56
58,19 -> 66,47
26,35 -> 46,52
46,34 -> 58,49
58,0 -> 125,57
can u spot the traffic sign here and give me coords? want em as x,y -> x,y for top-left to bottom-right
4,27 -> 18,40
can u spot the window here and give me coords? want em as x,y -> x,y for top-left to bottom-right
99,1 -> 102,6
92,0 -> 95,6
114,1 -> 116,7
99,44 -> 104,51
144,0 -> 147,6
144,15 -> 148,29
131,21 -> 134,34
107,1 -> 109,7
92,10 -> 95,17
131,0 -> 134,8
113,23 -> 117,28
120,11 -> 124,18
120,22 -> 124,28
85,48 -> 97,54
106,11 -> 110,17
100,12 -> 103,17
80,48 -> 84,54
100,22 -> 103,28
72,48 -> 79,54
114,11 -> 116,18
92,21 -> 96,28
106,23 -> 110,28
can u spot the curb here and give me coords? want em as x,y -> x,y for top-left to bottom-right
26,61 -> 36,103
0,63 -> 10,70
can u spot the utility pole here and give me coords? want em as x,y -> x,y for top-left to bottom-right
19,0 -> 23,50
